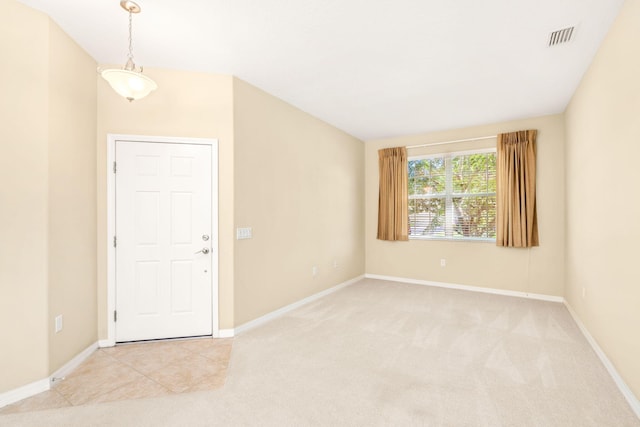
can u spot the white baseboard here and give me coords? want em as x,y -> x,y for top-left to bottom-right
0,342 -> 98,409
364,274 -> 564,303
0,378 -> 50,409
98,339 -> 115,348
50,342 -> 98,383
564,302 -> 640,418
234,275 -> 365,335
214,329 -> 234,338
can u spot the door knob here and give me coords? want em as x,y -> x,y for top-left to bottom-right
195,248 -> 210,255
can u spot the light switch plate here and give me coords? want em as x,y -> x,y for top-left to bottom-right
55,315 -> 63,333
236,227 -> 252,240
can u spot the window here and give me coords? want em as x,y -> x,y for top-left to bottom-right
408,149 -> 496,241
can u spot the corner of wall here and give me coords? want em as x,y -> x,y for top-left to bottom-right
46,14 -> 99,375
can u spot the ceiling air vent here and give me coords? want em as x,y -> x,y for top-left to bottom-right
548,27 -> 575,47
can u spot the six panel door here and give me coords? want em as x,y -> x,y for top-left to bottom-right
115,141 -> 213,342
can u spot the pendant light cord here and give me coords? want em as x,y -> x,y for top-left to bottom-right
128,9 -> 134,63
123,7 -> 136,71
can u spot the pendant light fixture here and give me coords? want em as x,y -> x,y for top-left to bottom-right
100,1 -> 157,101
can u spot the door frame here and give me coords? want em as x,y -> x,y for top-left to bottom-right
104,134 -> 219,347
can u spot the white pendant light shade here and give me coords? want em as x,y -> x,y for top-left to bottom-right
101,69 -> 157,102
101,1 -> 157,101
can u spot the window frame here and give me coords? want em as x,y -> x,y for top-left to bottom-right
408,147 -> 497,242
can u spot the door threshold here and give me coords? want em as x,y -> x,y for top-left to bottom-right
115,334 -> 214,345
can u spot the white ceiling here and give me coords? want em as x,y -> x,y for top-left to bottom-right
18,0 -> 624,140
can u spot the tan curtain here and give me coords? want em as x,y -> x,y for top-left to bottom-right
496,130 -> 539,247
377,147 -> 409,241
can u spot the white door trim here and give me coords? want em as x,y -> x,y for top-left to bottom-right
106,134 -> 219,347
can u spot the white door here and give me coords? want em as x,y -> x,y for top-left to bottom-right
115,141 -> 213,342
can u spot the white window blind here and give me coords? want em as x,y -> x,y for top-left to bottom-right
408,149 -> 496,241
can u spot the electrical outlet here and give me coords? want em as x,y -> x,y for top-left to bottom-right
440,259 -> 446,267
332,259 -> 338,269
582,287 -> 586,299
312,266 -> 318,277
55,315 -> 63,333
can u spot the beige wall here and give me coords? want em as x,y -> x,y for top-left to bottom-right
96,68 -> 235,335
365,114 -> 566,297
0,0 -> 51,393
232,78 -> 365,325
47,21 -> 98,372
565,0 -> 640,398
0,0 -> 98,393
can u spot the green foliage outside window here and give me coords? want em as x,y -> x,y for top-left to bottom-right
408,151 -> 496,240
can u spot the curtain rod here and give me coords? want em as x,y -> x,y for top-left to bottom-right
406,135 -> 497,149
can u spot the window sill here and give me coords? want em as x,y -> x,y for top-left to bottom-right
409,236 -> 496,243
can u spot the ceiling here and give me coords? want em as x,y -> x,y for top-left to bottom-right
18,0 -> 624,141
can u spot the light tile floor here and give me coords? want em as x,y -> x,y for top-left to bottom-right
0,338 -> 232,415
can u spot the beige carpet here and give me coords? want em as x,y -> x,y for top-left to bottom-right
2,278 -> 639,426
